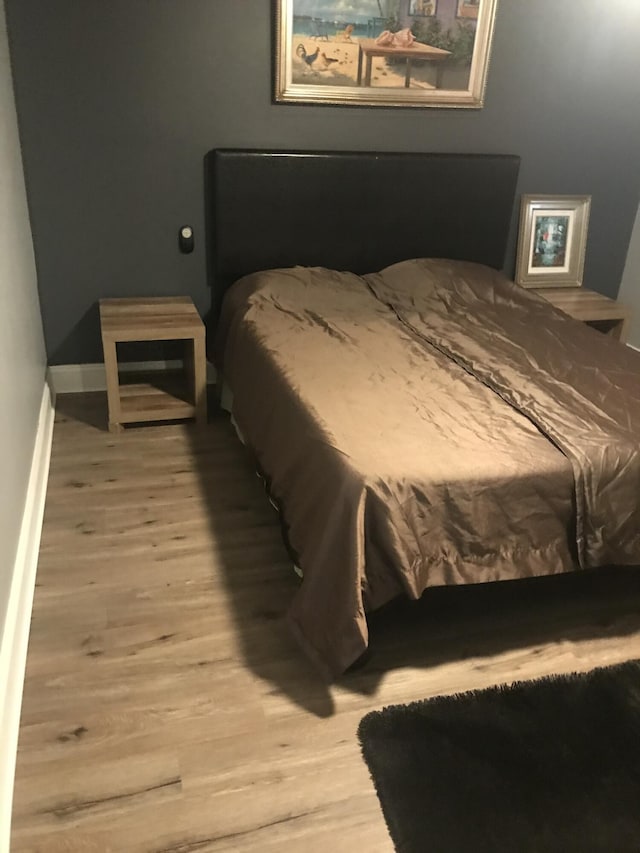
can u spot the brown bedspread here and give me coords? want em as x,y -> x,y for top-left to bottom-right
367,260 -> 640,568
216,260 -> 640,678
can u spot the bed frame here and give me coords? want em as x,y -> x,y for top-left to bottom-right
204,149 -> 521,323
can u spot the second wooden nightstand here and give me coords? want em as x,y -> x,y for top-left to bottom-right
532,287 -> 630,343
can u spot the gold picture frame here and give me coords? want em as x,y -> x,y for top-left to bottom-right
515,195 -> 591,289
274,0 -> 498,109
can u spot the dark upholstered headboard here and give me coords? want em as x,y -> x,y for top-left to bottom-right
204,149 -> 520,323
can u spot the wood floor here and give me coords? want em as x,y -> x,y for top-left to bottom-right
11,391 -> 640,852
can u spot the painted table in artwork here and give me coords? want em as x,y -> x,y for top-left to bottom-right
356,39 -> 451,89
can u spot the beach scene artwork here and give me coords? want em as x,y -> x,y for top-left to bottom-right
276,0 -> 497,107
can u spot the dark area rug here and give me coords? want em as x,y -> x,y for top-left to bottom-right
358,659 -> 640,853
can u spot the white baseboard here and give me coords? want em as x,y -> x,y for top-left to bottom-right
628,342 -> 639,353
48,360 -> 217,395
0,380 -> 55,852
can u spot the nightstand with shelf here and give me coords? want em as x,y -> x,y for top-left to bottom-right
532,287 -> 631,343
99,296 -> 207,432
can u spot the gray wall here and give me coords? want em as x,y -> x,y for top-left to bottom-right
0,0 -> 46,640
6,1 -> 640,365
618,204 -> 640,349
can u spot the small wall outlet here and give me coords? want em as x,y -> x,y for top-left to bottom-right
178,225 -> 194,253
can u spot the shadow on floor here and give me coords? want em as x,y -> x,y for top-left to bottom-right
188,396 -> 338,716
346,566 -> 640,694
55,391 -> 109,431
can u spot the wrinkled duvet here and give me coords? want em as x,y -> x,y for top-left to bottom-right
216,259 -> 640,678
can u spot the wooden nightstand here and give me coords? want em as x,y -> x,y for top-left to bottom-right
532,287 -> 631,343
100,296 -> 207,432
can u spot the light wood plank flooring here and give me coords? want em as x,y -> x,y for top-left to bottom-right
11,392 -> 640,852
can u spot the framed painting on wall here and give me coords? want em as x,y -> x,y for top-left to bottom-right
515,195 -> 592,288
457,0 -> 480,19
274,0 -> 499,108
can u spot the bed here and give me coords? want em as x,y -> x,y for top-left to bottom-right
205,149 -> 640,679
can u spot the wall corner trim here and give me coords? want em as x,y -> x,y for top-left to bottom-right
0,380 -> 55,852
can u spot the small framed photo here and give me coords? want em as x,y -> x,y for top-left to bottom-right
515,195 -> 591,288
410,0 -> 438,16
457,0 -> 480,19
